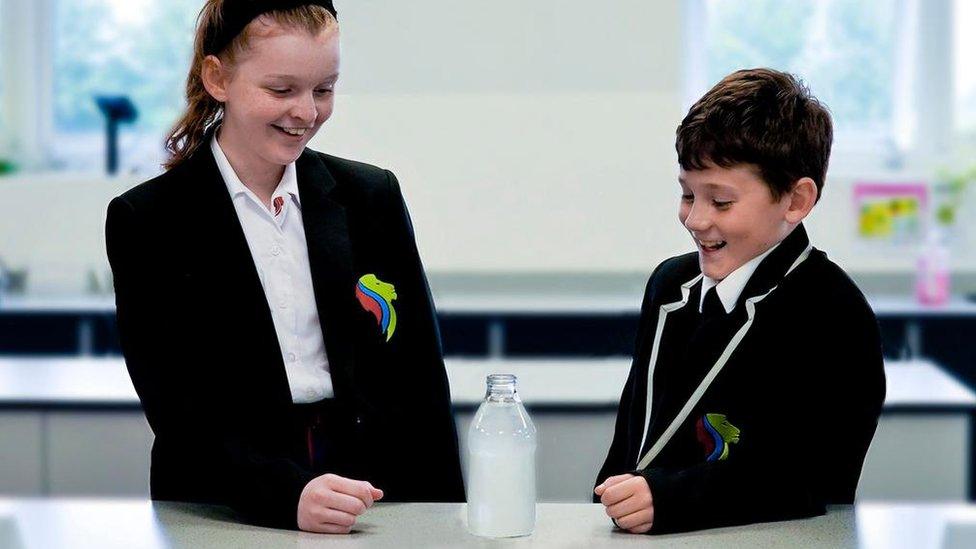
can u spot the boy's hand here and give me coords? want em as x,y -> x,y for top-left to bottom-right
297,473 -> 384,534
594,474 -> 654,534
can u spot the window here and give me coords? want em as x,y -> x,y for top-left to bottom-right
956,0 -> 976,141
687,0 -> 913,160
0,0 -> 6,169
50,0 -> 200,174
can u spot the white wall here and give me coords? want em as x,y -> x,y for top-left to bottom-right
2,0 -> 973,295
309,0 -> 688,273
312,0 -> 976,277
0,174 -> 134,295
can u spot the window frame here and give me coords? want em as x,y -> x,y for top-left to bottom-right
0,0 -> 964,174
682,0 -> 956,175
0,0 -> 56,171
954,0 -> 976,140
0,0 -> 192,175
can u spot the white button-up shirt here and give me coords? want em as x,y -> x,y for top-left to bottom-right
700,242 -> 781,314
211,136 -> 334,403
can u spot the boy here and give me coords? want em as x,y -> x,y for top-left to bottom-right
593,68 -> 886,534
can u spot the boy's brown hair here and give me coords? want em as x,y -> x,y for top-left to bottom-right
676,68 -> 833,202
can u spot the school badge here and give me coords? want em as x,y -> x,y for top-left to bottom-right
355,274 -> 398,342
695,413 -> 740,462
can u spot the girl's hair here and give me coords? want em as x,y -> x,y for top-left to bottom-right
163,1 -> 337,171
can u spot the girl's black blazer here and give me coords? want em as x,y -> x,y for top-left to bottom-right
105,144 -> 465,528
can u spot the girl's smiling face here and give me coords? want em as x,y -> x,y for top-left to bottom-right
678,163 -> 795,281
205,20 -> 340,177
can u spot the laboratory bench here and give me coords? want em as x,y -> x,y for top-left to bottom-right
0,358 -> 971,503
0,499 -> 975,549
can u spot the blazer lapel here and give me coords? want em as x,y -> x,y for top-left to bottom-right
184,144 -> 294,407
680,226 -> 811,408
295,150 -> 358,401
640,226 -> 813,463
735,223 -> 811,309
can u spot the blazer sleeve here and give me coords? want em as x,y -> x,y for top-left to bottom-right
634,298 -> 886,534
380,170 -> 465,501
106,196 -> 315,529
593,264 -> 663,494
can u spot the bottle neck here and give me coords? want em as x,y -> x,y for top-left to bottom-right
485,373 -> 521,403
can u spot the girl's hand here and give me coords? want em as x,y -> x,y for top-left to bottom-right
297,473 -> 384,533
594,473 -> 654,534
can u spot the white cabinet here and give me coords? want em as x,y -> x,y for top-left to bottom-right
46,412 -> 152,495
0,413 -> 42,495
0,358 -> 973,501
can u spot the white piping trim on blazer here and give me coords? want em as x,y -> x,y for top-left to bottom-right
635,244 -> 813,470
635,272 -> 703,460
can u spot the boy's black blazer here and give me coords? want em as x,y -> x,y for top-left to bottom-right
595,225 -> 886,533
106,144 -> 464,528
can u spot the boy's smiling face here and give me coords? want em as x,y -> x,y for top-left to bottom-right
678,163 -> 794,281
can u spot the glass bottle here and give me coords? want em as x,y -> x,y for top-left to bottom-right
466,373 -> 537,537
916,224 -> 950,306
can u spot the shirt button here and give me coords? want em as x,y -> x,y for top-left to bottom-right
288,352 -> 297,362
271,245 -> 281,256
306,388 -> 317,399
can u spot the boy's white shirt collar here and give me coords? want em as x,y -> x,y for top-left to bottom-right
699,241 -> 782,314
210,133 -> 301,209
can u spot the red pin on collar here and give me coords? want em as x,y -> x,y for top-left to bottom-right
273,196 -> 284,216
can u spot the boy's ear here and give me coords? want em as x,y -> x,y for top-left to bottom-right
784,177 -> 818,224
201,55 -> 229,103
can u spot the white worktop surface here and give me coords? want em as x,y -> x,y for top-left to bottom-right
0,499 -> 975,549
0,357 -> 971,410
4,294 -> 976,316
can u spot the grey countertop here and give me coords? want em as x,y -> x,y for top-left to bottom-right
0,500 -> 974,549
0,357 -> 972,412
4,294 -> 976,316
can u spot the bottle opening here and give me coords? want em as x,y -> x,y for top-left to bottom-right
486,373 -> 518,401
487,373 -> 517,386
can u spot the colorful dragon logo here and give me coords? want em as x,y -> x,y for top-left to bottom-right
355,274 -> 398,342
695,413 -> 740,462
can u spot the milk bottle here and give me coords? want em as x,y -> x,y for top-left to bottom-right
466,373 -> 537,537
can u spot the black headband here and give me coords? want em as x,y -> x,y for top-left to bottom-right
204,0 -> 338,56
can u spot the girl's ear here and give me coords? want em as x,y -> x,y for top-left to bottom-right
784,177 -> 818,224
201,55 -> 230,103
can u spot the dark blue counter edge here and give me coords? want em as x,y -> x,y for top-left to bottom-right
2,402 -> 974,415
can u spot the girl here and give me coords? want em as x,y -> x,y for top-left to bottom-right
105,0 -> 464,533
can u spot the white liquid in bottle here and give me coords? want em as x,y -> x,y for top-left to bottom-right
466,374 -> 537,537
